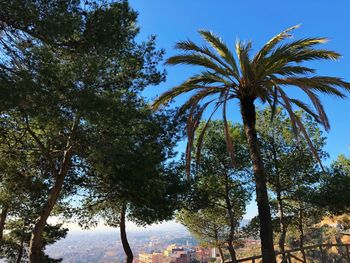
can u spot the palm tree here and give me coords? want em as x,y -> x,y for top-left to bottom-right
153,25 -> 350,263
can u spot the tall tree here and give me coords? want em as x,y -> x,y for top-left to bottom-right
179,121 -> 251,263
256,108 -> 327,256
153,25 -> 350,263
0,1 -> 165,261
77,107 -> 186,263
0,114 -> 70,262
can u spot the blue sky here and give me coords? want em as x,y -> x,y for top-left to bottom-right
128,0 -> 350,219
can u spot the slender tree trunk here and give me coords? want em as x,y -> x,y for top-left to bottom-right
298,202 -> 307,262
28,117 -> 77,263
223,173 -> 237,263
16,236 -> 25,263
29,146 -> 73,262
276,186 -> 286,253
226,242 -> 237,263
277,192 -> 287,253
240,98 -> 276,263
214,230 -> 225,263
0,206 -> 8,240
120,203 -> 133,263
271,141 -> 287,255
218,245 -> 225,263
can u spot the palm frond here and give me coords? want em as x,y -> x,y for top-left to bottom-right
278,66 -> 315,75
198,30 -> 240,78
274,85 -> 298,135
269,66 -> 315,77
152,84 -> 208,109
300,89 -> 330,130
292,112 -> 325,172
274,77 -> 349,98
256,37 -> 335,77
253,24 -> 300,64
277,89 -> 326,171
223,89 -> 237,168
166,54 -> 232,78
235,40 -> 253,84
185,100 -> 214,178
183,71 -> 233,86
175,40 -> 239,80
269,37 -> 330,57
177,88 -> 222,116
292,49 -> 340,62
289,98 -> 321,122
195,102 -> 222,166
266,86 -> 278,121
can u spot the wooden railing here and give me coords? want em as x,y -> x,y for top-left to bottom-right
234,243 -> 350,262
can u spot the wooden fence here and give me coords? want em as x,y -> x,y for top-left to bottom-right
233,243 -> 350,263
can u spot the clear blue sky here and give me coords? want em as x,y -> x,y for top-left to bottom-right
129,0 -> 350,218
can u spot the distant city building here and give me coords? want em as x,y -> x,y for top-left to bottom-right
140,244 -> 212,263
139,252 -> 163,263
164,244 -> 177,257
139,253 -> 152,263
170,251 -> 189,263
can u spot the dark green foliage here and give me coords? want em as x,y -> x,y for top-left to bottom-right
242,216 -> 261,240
0,221 -> 67,262
257,108 -> 327,200
0,1 -> 167,261
311,155 -> 350,214
78,107 -> 186,227
256,107 -> 328,253
0,114 -> 69,262
178,121 -> 251,261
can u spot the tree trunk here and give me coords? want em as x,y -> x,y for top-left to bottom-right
214,230 -> 225,263
277,192 -> 287,256
226,242 -> 237,263
298,202 -> 307,262
271,140 -> 287,255
29,146 -> 73,263
276,183 -> 286,253
16,236 -> 25,263
223,173 -> 237,263
240,98 -> 276,263
0,206 -> 8,240
218,245 -> 225,263
120,203 -> 133,263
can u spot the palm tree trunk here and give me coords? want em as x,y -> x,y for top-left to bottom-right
240,98 -> 276,263
29,146 -> 73,263
0,206 -> 8,240
120,203 -> 133,263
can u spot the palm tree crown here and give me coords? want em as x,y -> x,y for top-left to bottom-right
153,25 -> 350,172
